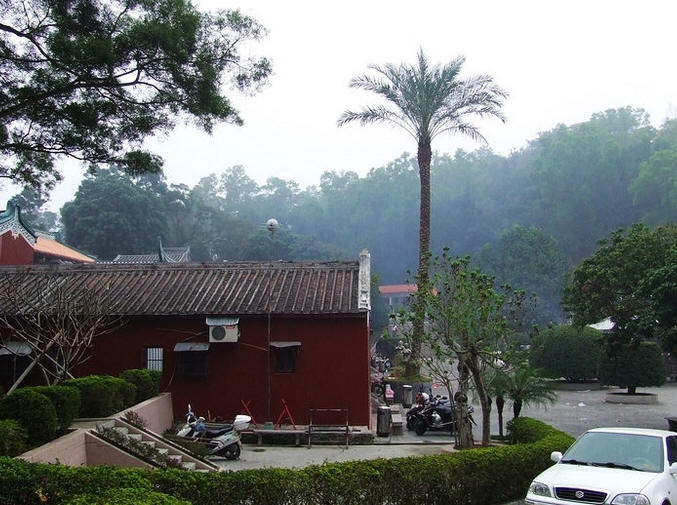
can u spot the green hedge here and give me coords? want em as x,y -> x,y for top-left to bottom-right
119,369 -> 160,404
0,417 -> 573,505
64,488 -> 191,505
0,389 -> 58,446
22,386 -> 81,432
530,325 -> 602,381
0,419 -> 27,457
62,376 -> 137,417
599,341 -> 667,391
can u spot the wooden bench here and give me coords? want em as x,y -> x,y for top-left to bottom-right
307,408 -> 350,448
253,428 -> 304,447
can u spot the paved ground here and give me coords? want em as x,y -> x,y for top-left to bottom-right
215,383 -> 677,503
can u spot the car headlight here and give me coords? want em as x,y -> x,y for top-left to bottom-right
611,494 -> 650,505
528,481 -> 551,497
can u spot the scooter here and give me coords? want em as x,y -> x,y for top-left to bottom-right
176,406 -> 251,460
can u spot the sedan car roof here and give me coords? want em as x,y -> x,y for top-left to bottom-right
587,427 -> 675,438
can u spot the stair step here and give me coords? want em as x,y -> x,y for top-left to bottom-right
196,469 -> 210,473
180,462 -> 196,471
168,455 -> 183,462
113,427 -> 129,435
142,441 -> 156,449
156,448 -> 169,455
127,434 -> 142,441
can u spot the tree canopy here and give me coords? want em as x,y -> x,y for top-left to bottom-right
479,225 -> 569,324
562,223 -> 677,353
0,0 -> 271,191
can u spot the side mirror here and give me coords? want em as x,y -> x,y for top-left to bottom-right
669,462 -> 677,475
551,451 -> 563,463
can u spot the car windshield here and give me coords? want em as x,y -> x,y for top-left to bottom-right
561,432 -> 664,473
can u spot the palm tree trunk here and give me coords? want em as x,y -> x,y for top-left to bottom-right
407,138 -> 432,378
513,399 -> 523,418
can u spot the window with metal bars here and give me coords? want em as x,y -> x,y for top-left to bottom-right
145,347 -> 164,372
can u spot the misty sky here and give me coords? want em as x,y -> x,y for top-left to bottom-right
2,0 -> 676,210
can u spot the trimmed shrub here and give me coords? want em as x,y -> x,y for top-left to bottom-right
0,417 -> 574,505
598,341 -> 667,393
0,457 -> 154,505
0,419 -> 27,456
65,488 -> 191,505
63,376 -> 137,417
119,369 -> 159,404
530,325 -> 602,381
507,416 -> 567,444
23,386 -> 81,432
114,378 -> 137,410
0,389 -> 58,446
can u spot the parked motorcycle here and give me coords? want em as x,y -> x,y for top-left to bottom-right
176,406 -> 251,460
405,392 -> 428,430
408,394 -> 455,435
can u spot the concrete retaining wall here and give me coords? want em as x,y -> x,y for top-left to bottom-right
17,393 -> 174,466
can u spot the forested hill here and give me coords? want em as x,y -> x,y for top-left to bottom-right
14,107 -> 677,324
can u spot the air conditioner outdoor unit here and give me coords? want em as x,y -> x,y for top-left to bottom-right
207,317 -> 239,343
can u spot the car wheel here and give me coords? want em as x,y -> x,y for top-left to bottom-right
222,443 -> 241,460
414,418 -> 428,436
406,417 -> 414,430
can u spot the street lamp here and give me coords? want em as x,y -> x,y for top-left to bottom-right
265,218 -> 279,425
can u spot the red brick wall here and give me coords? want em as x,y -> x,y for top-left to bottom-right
0,231 -> 34,265
77,314 -> 371,426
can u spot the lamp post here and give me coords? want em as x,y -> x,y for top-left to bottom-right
265,218 -> 279,425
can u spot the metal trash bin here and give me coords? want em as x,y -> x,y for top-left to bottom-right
402,384 -> 413,408
376,405 -> 392,437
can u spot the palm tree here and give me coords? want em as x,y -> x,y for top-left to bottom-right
505,364 -> 557,418
338,49 -> 506,376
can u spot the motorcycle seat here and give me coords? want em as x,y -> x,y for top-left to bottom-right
203,426 -> 234,438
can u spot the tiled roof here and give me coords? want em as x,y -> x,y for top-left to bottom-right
0,261 -> 366,316
378,284 -> 417,295
34,236 -> 95,263
110,246 -> 191,264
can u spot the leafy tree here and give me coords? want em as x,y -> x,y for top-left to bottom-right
421,250 -> 514,447
529,108 -> 654,260
562,223 -> 677,354
338,49 -> 506,377
479,225 -> 569,324
530,325 -> 602,382
598,341 -> 666,394
630,120 -> 677,225
244,227 -> 348,262
9,188 -> 60,234
61,168 -> 170,259
0,0 -> 271,191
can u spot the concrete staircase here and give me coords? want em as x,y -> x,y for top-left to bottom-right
95,419 -> 218,472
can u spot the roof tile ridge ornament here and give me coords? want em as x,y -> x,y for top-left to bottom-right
358,249 -> 371,311
0,202 -> 37,245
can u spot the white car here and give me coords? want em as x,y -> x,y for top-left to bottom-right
526,427 -> 677,505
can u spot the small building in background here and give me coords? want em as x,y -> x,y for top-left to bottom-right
0,202 -> 95,265
109,243 -> 192,264
378,284 -> 418,313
